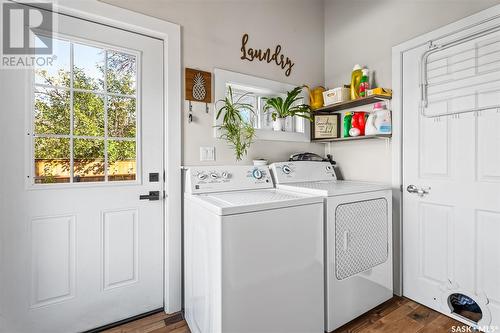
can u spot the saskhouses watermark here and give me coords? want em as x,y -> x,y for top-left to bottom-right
451,325 -> 499,332
1,2 -> 56,69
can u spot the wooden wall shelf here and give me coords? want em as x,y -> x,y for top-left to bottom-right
313,133 -> 392,143
313,94 -> 392,114
310,94 -> 392,142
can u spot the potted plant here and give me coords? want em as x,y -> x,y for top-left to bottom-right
262,86 -> 313,131
216,86 -> 256,161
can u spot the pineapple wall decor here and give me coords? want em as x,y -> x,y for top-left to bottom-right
192,73 -> 206,100
185,68 -> 212,122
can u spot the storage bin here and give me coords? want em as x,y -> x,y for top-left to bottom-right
323,87 -> 350,106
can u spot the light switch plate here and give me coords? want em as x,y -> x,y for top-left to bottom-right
200,146 -> 215,161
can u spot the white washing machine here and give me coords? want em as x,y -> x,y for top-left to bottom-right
270,161 -> 393,332
183,165 -> 324,333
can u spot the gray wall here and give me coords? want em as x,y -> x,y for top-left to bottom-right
324,0 -> 500,182
104,0 -> 326,166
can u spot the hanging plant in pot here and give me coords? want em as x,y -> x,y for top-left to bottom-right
215,86 -> 256,161
262,86 -> 313,131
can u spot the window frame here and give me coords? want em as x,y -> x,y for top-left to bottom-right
27,31 -> 142,188
213,68 -> 311,143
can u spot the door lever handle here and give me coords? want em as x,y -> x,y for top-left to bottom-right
407,185 -> 431,197
139,191 -> 160,201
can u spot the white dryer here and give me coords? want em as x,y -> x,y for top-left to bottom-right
270,161 -> 393,332
184,165 -> 324,333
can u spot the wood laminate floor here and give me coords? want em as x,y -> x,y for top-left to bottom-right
100,296 -> 468,333
333,296 -> 466,333
101,311 -> 189,333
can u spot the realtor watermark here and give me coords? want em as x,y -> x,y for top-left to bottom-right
451,325 -> 499,332
1,2 -> 55,68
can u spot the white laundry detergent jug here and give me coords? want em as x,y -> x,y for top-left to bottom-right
373,102 -> 392,134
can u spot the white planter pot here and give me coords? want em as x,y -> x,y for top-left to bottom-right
273,118 -> 286,131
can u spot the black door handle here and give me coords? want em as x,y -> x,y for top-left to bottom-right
139,191 -> 160,201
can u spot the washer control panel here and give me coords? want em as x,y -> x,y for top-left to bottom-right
186,165 -> 272,194
270,161 -> 337,184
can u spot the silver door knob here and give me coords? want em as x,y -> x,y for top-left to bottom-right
407,185 -> 431,197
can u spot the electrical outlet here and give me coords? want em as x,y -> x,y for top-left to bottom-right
200,146 -> 215,161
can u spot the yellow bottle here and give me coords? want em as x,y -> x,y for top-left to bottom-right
350,64 -> 363,100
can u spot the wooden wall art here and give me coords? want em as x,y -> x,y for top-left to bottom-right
240,33 -> 295,77
185,68 -> 212,103
185,68 -> 212,122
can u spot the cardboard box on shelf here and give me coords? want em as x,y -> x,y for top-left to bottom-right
367,87 -> 392,97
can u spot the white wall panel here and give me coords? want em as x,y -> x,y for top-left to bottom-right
419,117 -> 449,178
477,111 -> 500,182
102,209 -> 138,290
476,210 -> 500,304
31,215 -> 76,307
419,203 -> 451,284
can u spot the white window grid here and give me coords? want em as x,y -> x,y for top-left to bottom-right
30,35 -> 140,185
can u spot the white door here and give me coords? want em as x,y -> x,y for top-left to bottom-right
402,25 -> 500,327
0,5 -> 164,333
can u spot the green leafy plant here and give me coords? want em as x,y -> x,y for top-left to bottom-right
216,86 -> 256,161
262,86 -> 313,121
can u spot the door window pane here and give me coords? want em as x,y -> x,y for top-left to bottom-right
107,51 -> 137,95
73,92 -> 105,136
35,37 -> 70,87
34,87 -> 70,135
32,37 -> 139,185
73,139 -> 105,182
108,140 -> 136,181
108,96 -> 136,138
34,138 -> 70,184
73,43 -> 105,91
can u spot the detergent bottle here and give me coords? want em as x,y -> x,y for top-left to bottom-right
351,112 -> 366,136
343,112 -> 353,137
359,69 -> 369,98
350,65 -> 363,100
373,102 -> 392,134
365,111 -> 377,135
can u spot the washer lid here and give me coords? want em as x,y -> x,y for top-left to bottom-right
185,188 -> 323,215
276,180 -> 391,197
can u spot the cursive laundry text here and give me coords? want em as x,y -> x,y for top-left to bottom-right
240,33 -> 295,77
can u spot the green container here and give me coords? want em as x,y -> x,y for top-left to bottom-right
343,112 -> 353,137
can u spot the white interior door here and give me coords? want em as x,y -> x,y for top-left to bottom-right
402,26 -> 500,328
0,5 -> 164,333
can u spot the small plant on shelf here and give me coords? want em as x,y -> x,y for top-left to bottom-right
262,86 -> 313,131
216,86 -> 256,161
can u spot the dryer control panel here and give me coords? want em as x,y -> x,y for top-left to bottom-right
270,161 -> 337,184
185,165 -> 272,194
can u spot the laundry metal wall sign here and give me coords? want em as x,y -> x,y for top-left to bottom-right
240,33 -> 294,77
